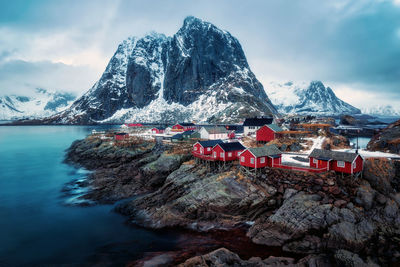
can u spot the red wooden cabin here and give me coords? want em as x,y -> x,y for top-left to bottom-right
114,132 -> 129,141
256,124 -> 283,142
125,123 -> 143,127
240,145 -> 282,168
212,142 -> 246,161
172,122 -> 197,132
228,131 -> 236,139
309,149 -> 363,174
151,127 -> 165,134
193,139 -> 224,158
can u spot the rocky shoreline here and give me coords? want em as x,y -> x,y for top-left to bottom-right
64,136 -> 400,266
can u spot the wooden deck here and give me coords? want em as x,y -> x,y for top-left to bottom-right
192,151 -> 217,161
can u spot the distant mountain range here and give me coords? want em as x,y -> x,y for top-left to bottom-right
0,88 -> 76,120
265,81 -> 361,115
41,16 -> 278,124
361,105 -> 400,117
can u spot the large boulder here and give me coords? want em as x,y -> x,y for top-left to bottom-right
248,192 -> 332,246
363,158 -> 398,194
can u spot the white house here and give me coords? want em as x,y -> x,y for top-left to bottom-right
243,117 -> 274,136
199,126 -> 229,140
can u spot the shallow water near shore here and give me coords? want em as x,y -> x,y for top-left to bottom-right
0,126 -> 180,265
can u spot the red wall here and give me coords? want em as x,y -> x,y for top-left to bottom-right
172,124 -> 184,132
115,134 -> 128,141
309,157 -> 330,170
272,156 -> 281,166
256,125 -> 275,142
193,143 -> 212,155
240,150 -> 255,167
310,155 -> 363,174
353,155 -> 363,173
193,143 -> 202,154
212,145 -> 243,161
240,150 -> 276,168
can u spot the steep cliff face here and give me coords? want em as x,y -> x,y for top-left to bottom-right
46,16 -> 278,124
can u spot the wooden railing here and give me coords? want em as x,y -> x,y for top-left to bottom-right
192,151 -> 217,161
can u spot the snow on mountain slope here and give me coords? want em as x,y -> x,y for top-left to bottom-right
265,81 -> 361,115
44,16 -> 278,124
361,105 -> 400,116
0,88 -> 76,120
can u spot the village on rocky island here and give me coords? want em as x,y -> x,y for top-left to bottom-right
67,114 -> 400,266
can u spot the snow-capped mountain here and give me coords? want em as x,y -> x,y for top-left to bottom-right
361,105 -> 400,116
0,88 -> 76,120
265,81 -> 361,115
44,16 -> 278,124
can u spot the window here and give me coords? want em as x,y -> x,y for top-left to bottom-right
250,158 -> 254,164
200,148 -> 203,153
207,147 -> 211,151
241,156 -> 245,162
353,161 -> 356,169
220,152 -> 224,158
337,161 -> 345,168
194,146 -> 197,151
214,152 -> 217,158
260,157 -> 265,163
313,158 -> 317,164
228,152 -> 232,157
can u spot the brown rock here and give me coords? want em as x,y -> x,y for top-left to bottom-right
334,199 -> 347,208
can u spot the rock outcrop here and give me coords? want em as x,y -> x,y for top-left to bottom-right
367,119 -> 400,154
64,135 -> 400,265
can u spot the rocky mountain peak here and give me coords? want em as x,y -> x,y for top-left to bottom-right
44,17 -> 278,124
266,80 -> 361,115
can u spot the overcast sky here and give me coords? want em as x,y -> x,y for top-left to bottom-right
0,0 -> 399,109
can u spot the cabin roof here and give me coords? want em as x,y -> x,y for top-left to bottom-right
202,126 -> 228,134
248,144 -> 281,157
115,132 -> 128,135
171,133 -> 184,139
153,127 -> 166,130
217,142 -> 246,152
264,124 -> 283,132
177,122 -> 196,126
198,139 -> 224,148
309,149 -> 359,162
182,130 -> 196,136
243,117 -> 273,127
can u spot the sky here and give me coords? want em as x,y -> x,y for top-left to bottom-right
0,0 -> 399,110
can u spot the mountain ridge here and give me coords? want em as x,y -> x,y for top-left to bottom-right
0,88 -> 76,121
265,80 -> 361,115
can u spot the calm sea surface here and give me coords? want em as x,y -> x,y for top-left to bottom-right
0,126 -> 178,266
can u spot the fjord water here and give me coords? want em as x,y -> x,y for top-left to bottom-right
0,126 -> 177,265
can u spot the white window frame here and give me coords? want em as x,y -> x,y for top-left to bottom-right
214,152 -> 217,158
313,158 -> 317,164
260,157 -> 265,163
194,146 -> 197,151
207,147 -> 211,151
241,156 -> 245,162
250,158 -> 254,164
228,152 -> 232,157
353,161 -> 356,169
337,161 -> 345,168
220,152 -> 224,158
